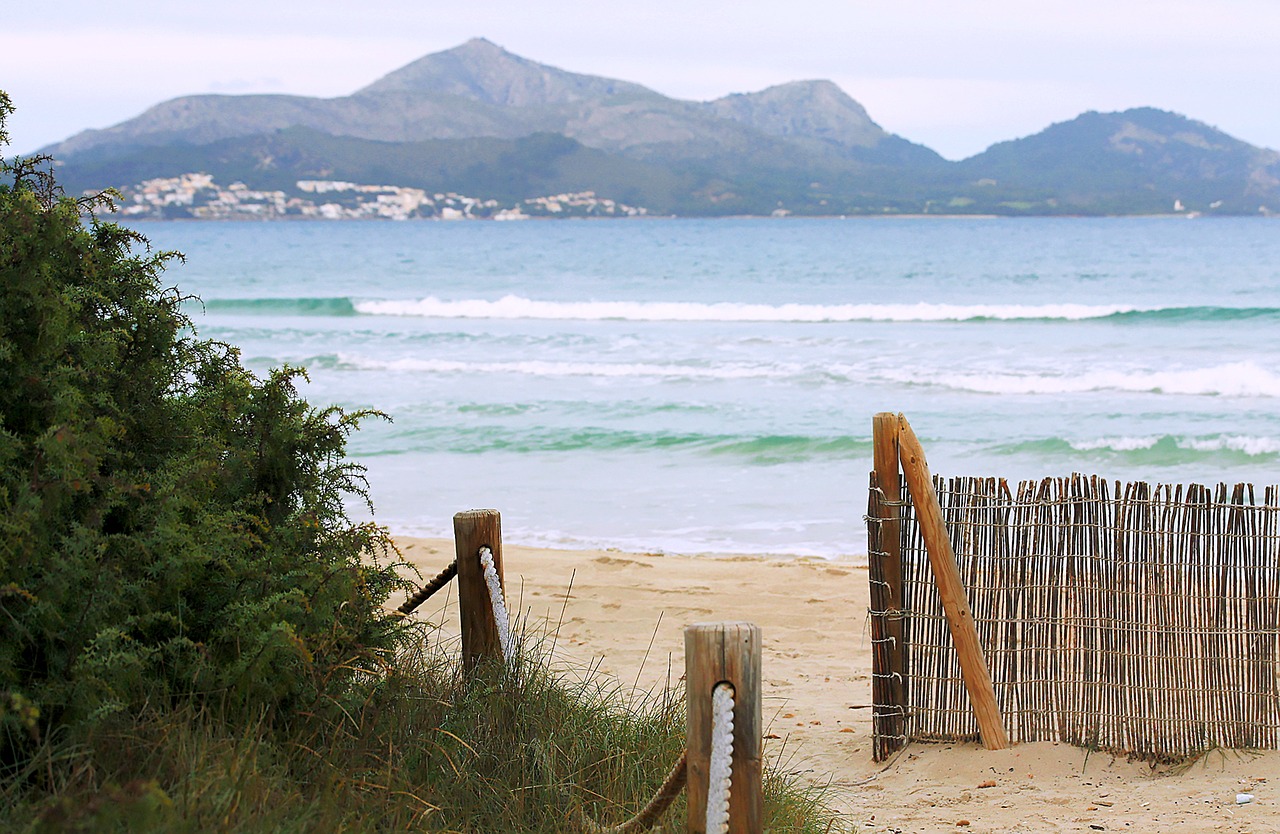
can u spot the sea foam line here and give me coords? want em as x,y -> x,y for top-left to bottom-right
1070,435 -> 1280,456
353,295 -> 1139,322
897,361 -> 1280,398
335,354 -> 801,380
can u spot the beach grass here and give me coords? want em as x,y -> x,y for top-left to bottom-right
1,617 -> 852,833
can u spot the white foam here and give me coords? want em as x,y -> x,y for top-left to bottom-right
372,521 -> 865,563
902,361 -> 1280,398
354,295 -> 1136,323
1069,434 -> 1280,456
1071,436 -> 1161,452
1179,435 -> 1280,456
335,353 -> 798,380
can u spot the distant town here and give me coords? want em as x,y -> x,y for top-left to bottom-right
112,173 -> 650,221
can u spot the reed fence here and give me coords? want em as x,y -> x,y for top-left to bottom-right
869,471 -> 1280,763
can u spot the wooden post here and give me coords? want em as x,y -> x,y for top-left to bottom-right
896,415 -> 1009,750
454,509 -> 505,671
871,413 -> 908,754
685,623 -> 762,834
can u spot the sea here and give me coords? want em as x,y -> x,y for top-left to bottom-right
129,216 -> 1280,561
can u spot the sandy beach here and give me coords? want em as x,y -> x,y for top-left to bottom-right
397,536 -> 1278,833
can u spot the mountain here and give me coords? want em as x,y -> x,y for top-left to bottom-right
48,39 -> 846,163
47,40 -> 561,155
354,37 -> 654,105
702,80 -> 942,167
41,39 -> 1280,216
954,108 -> 1280,214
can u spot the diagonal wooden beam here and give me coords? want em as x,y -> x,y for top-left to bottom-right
897,414 -> 1009,750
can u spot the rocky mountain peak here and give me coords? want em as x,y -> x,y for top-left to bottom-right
355,38 -> 654,107
704,79 -> 887,148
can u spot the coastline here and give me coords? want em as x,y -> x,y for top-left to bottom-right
396,536 -> 1279,832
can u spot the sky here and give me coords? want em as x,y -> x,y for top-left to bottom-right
3,0 -> 1279,160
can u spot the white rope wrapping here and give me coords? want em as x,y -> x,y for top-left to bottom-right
479,546 -> 513,663
705,682 -> 735,834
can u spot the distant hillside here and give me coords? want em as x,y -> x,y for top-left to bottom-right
702,80 -> 944,168
61,129 -> 694,213
48,39 -> 853,165
953,108 -> 1280,214
42,39 -> 1280,217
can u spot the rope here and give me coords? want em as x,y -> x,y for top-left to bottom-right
706,682 -> 735,834
578,750 -> 688,834
395,559 -> 458,616
479,546 -> 513,663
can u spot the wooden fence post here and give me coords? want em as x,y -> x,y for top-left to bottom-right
454,509 -> 505,671
896,415 -> 1009,750
870,412 -> 908,757
685,623 -> 762,834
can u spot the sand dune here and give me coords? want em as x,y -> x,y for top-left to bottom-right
397,537 -> 1277,833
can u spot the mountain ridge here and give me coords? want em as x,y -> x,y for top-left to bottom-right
40,39 -> 1280,216
42,39 -> 938,165
354,37 -> 658,105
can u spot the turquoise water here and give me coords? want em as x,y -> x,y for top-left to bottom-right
134,216 -> 1280,558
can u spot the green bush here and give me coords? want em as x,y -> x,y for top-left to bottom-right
0,91 -> 408,765
0,95 -> 853,831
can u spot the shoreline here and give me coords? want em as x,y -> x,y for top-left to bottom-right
117,211 -> 1280,223
396,536 -> 1278,832
386,530 -> 870,565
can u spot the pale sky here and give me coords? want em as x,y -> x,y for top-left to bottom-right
3,0 -> 1278,160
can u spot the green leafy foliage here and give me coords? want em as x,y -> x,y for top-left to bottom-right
0,91 -> 408,764
0,92 -> 851,831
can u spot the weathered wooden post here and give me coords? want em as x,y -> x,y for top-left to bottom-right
870,412 -> 908,758
685,622 -> 762,834
896,415 -> 1009,749
454,509 -> 506,671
